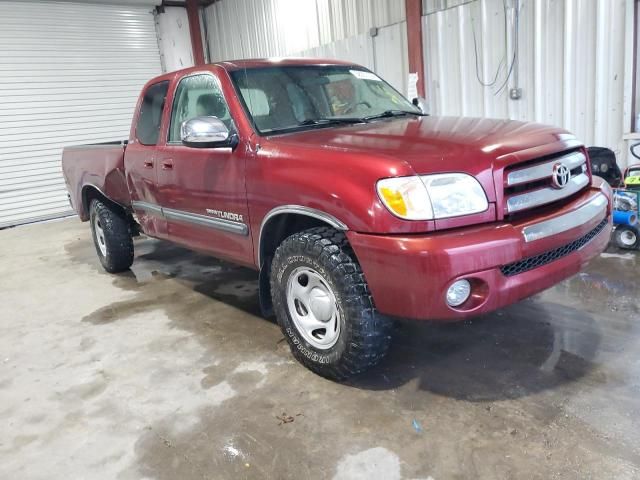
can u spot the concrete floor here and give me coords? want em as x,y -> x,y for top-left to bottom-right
1,218 -> 639,480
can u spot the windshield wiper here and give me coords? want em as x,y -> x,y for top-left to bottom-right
363,110 -> 426,121
297,111 -> 423,128
298,117 -> 366,127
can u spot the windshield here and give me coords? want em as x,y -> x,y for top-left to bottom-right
229,65 -> 420,134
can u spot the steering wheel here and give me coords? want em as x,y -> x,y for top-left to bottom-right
345,101 -> 372,114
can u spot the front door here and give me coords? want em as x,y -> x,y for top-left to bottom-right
154,73 -> 253,265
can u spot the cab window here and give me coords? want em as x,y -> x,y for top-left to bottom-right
136,81 -> 169,145
168,74 -> 231,143
230,66 -> 415,134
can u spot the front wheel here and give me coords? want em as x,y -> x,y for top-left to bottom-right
270,227 -> 392,380
613,225 -> 640,250
89,199 -> 134,273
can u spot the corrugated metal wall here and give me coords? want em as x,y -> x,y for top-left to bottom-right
293,22 -> 408,95
423,0 -> 630,164
296,33 -> 375,69
372,21 -> 409,95
423,0 -> 476,14
202,0 -> 408,94
203,0 -> 406,60
0,1 -> 162,228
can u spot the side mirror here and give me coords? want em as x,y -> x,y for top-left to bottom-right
412,97 -> 429,115
181,116 -> 236,148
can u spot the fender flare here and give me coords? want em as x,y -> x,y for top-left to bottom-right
257,205 -> 348,266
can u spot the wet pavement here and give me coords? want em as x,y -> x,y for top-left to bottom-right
0,217 -> 639,479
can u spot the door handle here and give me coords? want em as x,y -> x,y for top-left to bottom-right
143,160 -> 153,168
161,159 -> 174,170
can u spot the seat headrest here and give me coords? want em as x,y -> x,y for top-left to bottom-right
196,93 -> 227,118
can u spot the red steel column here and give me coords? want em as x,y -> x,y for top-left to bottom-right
186,0 -> 206,66
405,0 -> 426,98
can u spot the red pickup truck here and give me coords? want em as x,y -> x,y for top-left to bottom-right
62,58 -> 612,380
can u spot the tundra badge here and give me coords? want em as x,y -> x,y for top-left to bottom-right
206,209 -> 244,223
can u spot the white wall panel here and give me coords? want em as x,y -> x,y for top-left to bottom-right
156,6 -> 194,72
294,21 -> 408,96
203,0 -> 408,96
373,22 -> 409,96
423,0 -> 476,14
298,34 -> 375,70
423,0 -> 631,166
203,0 -> 405,61
0,1 -> 162,228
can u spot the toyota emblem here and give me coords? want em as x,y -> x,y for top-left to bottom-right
551,163 -> 571,189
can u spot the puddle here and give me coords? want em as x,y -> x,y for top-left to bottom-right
57,227 -> 640,479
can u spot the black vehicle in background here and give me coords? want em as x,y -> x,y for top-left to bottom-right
587,146 -> 622,187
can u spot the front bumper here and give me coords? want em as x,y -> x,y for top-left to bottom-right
347,183 -> 612,321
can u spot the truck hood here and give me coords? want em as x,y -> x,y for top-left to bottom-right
269,116 -> 579,202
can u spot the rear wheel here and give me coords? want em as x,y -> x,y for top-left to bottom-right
270,226 -> 393,380
89,199 -> 134,273
613,225 -> 640,250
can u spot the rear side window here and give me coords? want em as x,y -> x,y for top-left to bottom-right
136,81 -> 169,145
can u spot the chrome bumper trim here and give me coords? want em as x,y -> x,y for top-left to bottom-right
522,193 -> 608,243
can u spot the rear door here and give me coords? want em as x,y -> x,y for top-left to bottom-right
154,72 -> 252,265
125,80 -> 169,238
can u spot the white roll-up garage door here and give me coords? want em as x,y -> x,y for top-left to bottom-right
0,1 -> 162,228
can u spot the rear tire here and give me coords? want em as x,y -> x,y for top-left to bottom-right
89,199 -> 134,273
613,225 -> 640,250
270,226 -> 392,380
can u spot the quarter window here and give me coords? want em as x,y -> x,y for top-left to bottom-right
136,81 -> 169,145
169,74 -> 231,142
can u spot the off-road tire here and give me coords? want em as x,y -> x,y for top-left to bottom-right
89,199 -> 134,273
270,226 -> 393,380
613,225 -> 640,250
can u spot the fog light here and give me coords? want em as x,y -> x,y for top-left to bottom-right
446,279 -> 471,307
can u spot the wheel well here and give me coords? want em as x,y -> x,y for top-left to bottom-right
257,213 -> 346,318
81,185 -> 126,220
259,213 -> 332,268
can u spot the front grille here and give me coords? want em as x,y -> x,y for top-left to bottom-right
500,218 -> 608,277
503,150 -> 590,215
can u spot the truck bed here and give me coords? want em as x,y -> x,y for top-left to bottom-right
61,140 -> 131,221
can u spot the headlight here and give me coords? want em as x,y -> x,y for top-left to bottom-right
377,173 -> 488,220
376,176 -> 434,220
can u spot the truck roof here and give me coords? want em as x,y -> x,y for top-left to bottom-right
146,58 -> 360,85
217,57 -> 357,70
